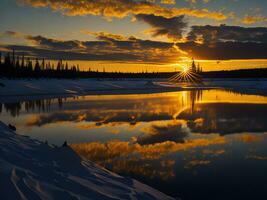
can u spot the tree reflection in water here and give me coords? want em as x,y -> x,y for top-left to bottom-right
0,90 -> 203,118
2,90 -> 267,199
0,97 -> 73,117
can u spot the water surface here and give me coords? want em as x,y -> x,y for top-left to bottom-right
1,89 -> 267,200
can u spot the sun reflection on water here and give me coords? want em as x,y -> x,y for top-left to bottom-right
1,89 -> 267,198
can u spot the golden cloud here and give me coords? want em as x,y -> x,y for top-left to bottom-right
161,0 -> 176,4
241,15 -> 267,25
186,0 -> 210,4
19,0 -> 227,20
202,149 -> 225,156
82,31 -> 128,41
184,159 -> 211,169
71,136 -> 226,161
160,159 -> 176,167
71,136 -> 227,179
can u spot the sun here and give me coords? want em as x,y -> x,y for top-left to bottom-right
168,65 -> 202,83
182,66 -> 189,73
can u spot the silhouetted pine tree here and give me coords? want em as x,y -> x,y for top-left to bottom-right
15,56 -> 20,77
16,56 -> 20,68
12,49 -> 15,66
34,58 -> 41,78
48,62 -> 51,70
191,59 -> 196,72
41,58 -> 45,71
56,61 -> 61,71
27,58 -> 33,75
61,62 -> 65,71
3,53 -> 12,77
0,52 -> 2,77
4,53 -> 11,66
21,55 -> 25,69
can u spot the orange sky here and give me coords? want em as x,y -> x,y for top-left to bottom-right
50,59 -> 267,72
0,0 -> 267,72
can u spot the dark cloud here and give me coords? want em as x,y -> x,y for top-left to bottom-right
26,35 -> 82,50
187,24 -> 267,43
4,31 -> 22,37
5,45 -> 140,61
26,110 -> 171,127
176,24 -> 267,59
84,31 -> 174,50
178,103 -> 267,135
135,14 -> 187,41
178,41 -> 267,60
2,31 -> 179,63
3,24 -> 267,61
137,122 -> 189,145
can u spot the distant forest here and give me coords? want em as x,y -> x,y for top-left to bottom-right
1,50 -> 267,79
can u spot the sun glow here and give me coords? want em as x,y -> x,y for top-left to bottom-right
169,64 -> 202,83
182,66 -> 189,73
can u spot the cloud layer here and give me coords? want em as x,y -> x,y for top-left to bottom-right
18,0 -> 227,20
2,31 -> 180,63
187,24 -> 267,44
178,24 -> 267,59
2,23 -> 267,61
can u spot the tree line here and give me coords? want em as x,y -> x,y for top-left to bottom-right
1,50 -> 266,79
0,50 -> 179,79
0,50 -> 83,78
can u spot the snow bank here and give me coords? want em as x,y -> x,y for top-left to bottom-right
0,121 -> 174,200
1,78 -> 266,102
0,78 -> 180,97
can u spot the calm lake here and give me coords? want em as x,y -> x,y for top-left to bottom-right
1,89 -> 267,200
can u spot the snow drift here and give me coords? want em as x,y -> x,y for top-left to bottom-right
0,122 -> 174,200
1,78 -> 267,103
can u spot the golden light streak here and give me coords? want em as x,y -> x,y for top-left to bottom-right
168,65 -> 202,83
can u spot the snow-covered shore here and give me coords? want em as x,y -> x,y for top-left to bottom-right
1,78 -> 267,102
0,79 -> 182,102
0,121 -> 174,200
0,78 -> 179,96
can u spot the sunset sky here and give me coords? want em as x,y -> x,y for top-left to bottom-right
0,0 -> 267,72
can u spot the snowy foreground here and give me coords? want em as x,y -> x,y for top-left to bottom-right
1,78 -> 267,102
0,122 -> 174,200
